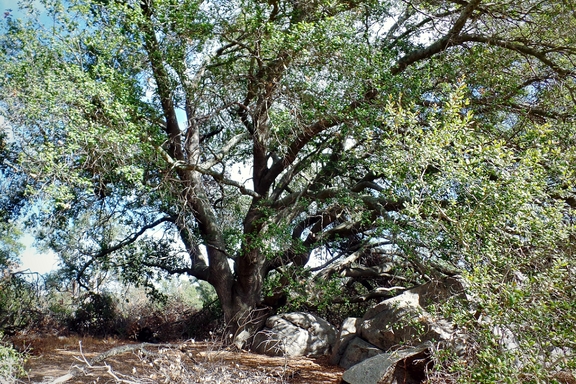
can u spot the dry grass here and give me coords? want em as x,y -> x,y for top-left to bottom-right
14,335 -> 344,384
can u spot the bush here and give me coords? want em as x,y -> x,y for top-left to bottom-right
68,292 -> 118,336
0,273 -> 41,334
429,261 -> 576,383
0,334 -> 26,383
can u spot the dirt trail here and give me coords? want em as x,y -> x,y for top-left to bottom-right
12,335 -> 344,383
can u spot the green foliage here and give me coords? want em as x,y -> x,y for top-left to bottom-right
68,291 -> 118,336
370,85 -> 576,382
0,333 -> 26,383
439,262 -> 576,383
0,135 -> 25,272
194,280 -> 219,308
1,0 -> 576,377
0,274 -> 41,333
0,223 -> 23,276
264,267 -> 371,324
158,278 -> 207,309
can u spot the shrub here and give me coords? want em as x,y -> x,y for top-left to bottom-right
0,333 -> 26,383
0,273 -> 41,334
68,292 -> 118,336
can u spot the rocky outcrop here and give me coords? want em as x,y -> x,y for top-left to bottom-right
332,277 -> 468,382
252,312 -> 336,357
252,277 -> 467,382
331,277 -> 466,368
359,300 -> 455,353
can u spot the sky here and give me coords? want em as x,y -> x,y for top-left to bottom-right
1,1 -> 22,16
18,234 -> 59,274
1,0 -> 47,23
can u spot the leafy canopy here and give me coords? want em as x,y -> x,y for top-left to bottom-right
1,0 -> 576,379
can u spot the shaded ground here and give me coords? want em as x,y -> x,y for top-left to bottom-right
12,335 -> 344,383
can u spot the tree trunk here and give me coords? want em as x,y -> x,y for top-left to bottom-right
224,288 -> 271,350
213,247 -> 271,349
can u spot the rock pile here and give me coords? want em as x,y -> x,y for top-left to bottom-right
252,277 -> 468,384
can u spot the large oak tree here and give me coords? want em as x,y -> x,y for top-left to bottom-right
1,0 -> 575,368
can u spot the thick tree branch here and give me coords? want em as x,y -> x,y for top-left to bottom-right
200,132 -> 249,169
264,188 -> 405,272
177,225 -> 209,281
273,178 -> 393,209
457,34 -> 572,76
140,2 -> 184,162
385,8 -> 461,50
148,135 -> 259,198
391,0 -> 483,75
341,265 -> 417,283
175,162 -> 261,198
141,261 -> 208,280
270,136 -> 337,203
262,2 -> 483,193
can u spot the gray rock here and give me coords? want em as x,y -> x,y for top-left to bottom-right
359,277 -> 464,352
342,344 -> 430,384
548,347 -> 573,368
252,312 -> 336,357
362,277 -> 466,321
540,346 -> 573,374
339,336 -> 384,369
411,276 -> 467,307
330,317 -> 362,365
492,325 -> 520,352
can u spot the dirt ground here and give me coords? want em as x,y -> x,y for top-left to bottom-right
11,334 -> 345,384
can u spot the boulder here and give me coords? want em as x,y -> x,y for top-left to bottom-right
330,317 -> 362,365
362,277 -> 466,321
413,276 -> 466,306
360,308 -> 455,353
339,336 -> 384,369
252,312 -> 336,357
342,343 -> 431,384
359,277 -> 465,353
329,277 -> 468,368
